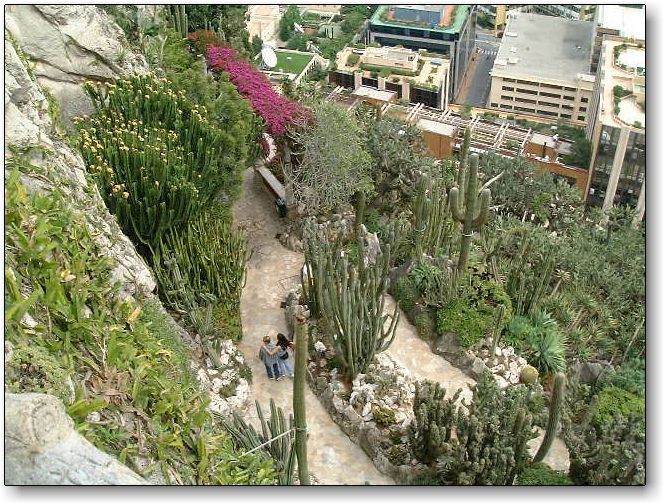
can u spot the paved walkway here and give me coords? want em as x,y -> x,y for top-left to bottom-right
232,166 -> 394,485
232,165 -> 569,482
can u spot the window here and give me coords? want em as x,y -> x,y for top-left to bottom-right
514,106 -> 535,113
491,102 -> 499,107
542,83 -> 563,90
501,95 -> 514,101
536,110 -> 558,116
562,104 -> 574,110
578,116 -> 585,121
499,103 -> 513,109
516,88 -> 538,95
563,95 -> 575,101
579,107 -> 587,112
503,78 -> 515,83
502,86 -> 514,91
561,113 -> 572,119
563,86 -> 576,91
518,98 -> 536,104
581,97 -> 589,103
538,101 -> 559,107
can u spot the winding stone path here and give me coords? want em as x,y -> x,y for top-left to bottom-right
232,165 -> 569,483
233,166 -> 394,485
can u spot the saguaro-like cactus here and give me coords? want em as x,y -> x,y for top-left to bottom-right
450,153 -> 491,272
293,315 -> 310,485
533,372 -> 566,463
413,174 -> 454,258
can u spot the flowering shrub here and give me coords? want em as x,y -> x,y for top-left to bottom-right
188,30 -> 224,56
206,46 -> 309,136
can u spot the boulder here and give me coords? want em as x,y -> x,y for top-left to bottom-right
4,35 -> 155,298
5,393 -> 147,484
469,357 -> 488,380
572,361 -> 613,385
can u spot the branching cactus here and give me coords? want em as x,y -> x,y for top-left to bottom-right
450,153 -> 491,272
533,372 -> 566,463
302,227 -> 399,380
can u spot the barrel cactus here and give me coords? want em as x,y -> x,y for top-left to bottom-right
520,365 -> 539,385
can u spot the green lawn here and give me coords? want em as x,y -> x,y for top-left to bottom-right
274,51 -> 313,75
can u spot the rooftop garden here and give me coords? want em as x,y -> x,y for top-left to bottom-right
273,50 -> 314,75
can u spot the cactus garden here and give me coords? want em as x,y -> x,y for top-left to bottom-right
5,4 -> 644,487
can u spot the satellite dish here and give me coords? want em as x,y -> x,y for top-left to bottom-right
261,44 -> 277,69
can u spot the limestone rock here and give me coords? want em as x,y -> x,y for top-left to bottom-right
5,5 -> 148,123
5,393 -> 147,484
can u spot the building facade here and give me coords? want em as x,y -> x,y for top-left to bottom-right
367,5 -> 475,101
585,37 -> 645,218
329,45 -> 450,109
488,11 -> 595,125
589,4 -> 645,73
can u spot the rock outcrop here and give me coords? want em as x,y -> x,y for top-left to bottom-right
5,5 -> 148,123
5,393 -> 148,485
5,33 -> 155,298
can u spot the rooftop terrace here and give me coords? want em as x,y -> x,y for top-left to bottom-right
600,40 -> 645,130
370,4 -> 470,33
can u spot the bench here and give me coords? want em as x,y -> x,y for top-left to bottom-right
255,165 -> 286,202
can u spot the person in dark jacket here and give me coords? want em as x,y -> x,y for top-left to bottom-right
276,332 -> 295,378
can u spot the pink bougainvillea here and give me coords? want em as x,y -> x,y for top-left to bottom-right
206,46 -> 309,136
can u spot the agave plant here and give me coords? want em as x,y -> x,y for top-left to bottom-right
525,310 -> 567,376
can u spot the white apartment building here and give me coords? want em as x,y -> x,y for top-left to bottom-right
488,11 -> 595,125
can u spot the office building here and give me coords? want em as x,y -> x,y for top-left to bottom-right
590,4 -> 645,72
585,37 -> 645,218
367,5 -> 475,101
488,11 -> 595,125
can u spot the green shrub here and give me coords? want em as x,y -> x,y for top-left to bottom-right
592,386 -> 645,429
346,53 -> 360,66
5,344 -> 74,405
153,206 -> 249,310
436,298 -> 493,347
603,359 -> 644,397
3,172 -> 276,484
392,276 -> 418,313
211,300 -> 244,343
414,312 -> 435,341
386,445 -> 408,466
517,463 -> 573,485
363,207 -> 382,234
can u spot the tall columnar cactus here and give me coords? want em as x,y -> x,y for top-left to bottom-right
408,381 -> 460,465
216,399 -> 296,485
506,239 -> 556,316
456,126 -> 472,201
413,174 -> 454,258
152,209 -> 249,309
302,227 -> 399,380
293,315 -> 310,485
450,153 -> 491,272
533,372 -> 566,463
171,5 -> 188,38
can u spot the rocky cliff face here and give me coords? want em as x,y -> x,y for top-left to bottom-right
4,11 -> 154,298
5,5 -> 148,124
